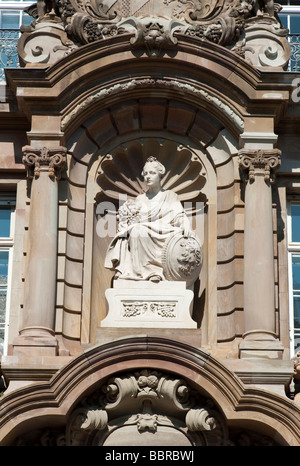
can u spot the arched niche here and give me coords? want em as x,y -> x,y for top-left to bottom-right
88,137 -> 210,341
61,101 -> 239,351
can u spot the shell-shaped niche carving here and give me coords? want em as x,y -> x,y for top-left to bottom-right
95,139 -> 207,206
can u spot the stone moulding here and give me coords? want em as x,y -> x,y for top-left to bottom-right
60,78 -> 244,131
0,337 -> 299,445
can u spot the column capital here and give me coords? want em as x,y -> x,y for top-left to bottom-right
22,145 -> 67,180
239,148 -> 281,183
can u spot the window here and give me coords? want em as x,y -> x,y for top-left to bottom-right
0,198 -> 15,356
0,0 -> 32,81
288,202 -> 300,355
279,1 -> 300,71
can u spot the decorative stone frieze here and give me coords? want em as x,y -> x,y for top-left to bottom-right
102,281 -> 196,328
22,145 -> 67,179
61,78 -> 244,131
239,148 -> 281,183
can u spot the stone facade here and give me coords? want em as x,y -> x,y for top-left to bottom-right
0,0 -> 299,446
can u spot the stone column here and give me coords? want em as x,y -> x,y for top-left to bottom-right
239,148 -> 284,358
13,146 -> 67,356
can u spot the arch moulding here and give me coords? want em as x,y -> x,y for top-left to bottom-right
0,337 -> 299,446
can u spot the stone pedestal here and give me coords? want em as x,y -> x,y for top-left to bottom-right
239,338 -> 284,360
101,280 -> 196,329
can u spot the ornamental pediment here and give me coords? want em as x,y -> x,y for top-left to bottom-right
19,0 -> 290,70
76,0 -> 228,22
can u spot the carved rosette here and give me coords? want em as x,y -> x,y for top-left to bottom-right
238,148 -> 281,183
65,369 -> 228,445
22,145 -> 67,180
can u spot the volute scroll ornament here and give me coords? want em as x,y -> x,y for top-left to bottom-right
239,148 -> 281,183
22,145 -> 67,180
65,370 -> 229,446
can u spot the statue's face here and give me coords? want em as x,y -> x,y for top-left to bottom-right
143,163 -> 161,188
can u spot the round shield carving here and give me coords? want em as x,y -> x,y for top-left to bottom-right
162,232 -> 202,285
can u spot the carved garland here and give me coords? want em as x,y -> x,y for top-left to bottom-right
60,78 -> 244,131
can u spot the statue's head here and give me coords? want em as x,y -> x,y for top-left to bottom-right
142,157 -> 166,179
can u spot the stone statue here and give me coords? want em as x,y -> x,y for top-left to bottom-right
105,156 -> 200,282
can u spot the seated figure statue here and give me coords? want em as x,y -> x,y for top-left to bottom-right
105,156 -> 200,282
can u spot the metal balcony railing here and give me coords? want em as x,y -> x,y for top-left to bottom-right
0,29 -> 300,82
289,34 -> 300,72
0,28 -> 19,82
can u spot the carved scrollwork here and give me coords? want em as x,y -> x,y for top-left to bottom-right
22,145 -> 67,179
66,407 -> 108,445
66,369 -> 227,445
185,408 -> 216,431
238,148 -> 281,183
19,0 -> 288,65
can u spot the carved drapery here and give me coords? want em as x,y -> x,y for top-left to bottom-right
239,148 -> 281,183
22,145 -> 67,179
